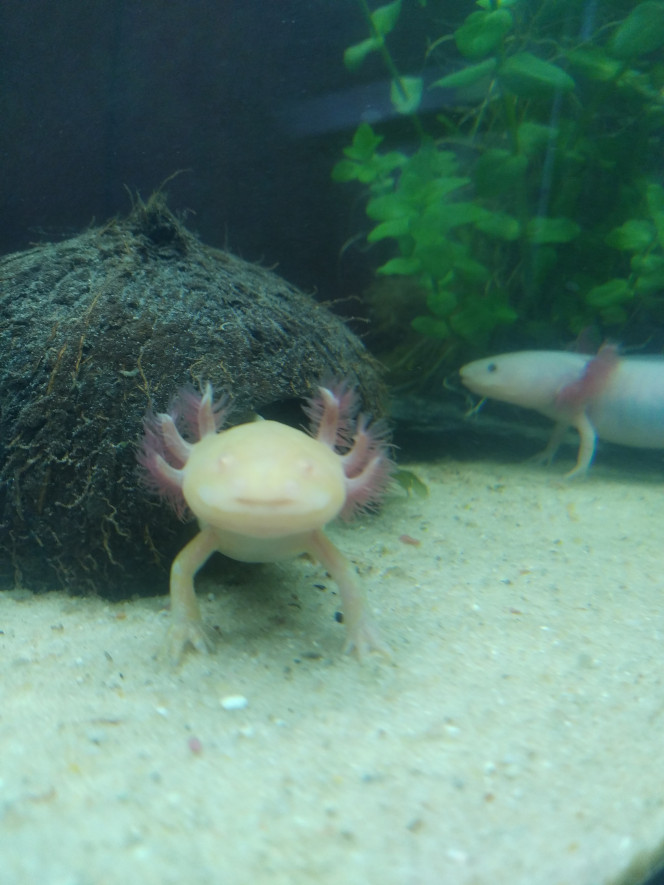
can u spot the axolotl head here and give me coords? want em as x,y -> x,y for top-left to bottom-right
138,383 -> 392,538
460,350 -> 590,411
182,420 -> 345,536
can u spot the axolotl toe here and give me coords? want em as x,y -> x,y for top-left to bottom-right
138,382 -> 393,662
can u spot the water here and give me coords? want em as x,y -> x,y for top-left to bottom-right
2,2 -> 664,883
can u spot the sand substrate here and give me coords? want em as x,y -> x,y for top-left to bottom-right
2,454 -> 664,885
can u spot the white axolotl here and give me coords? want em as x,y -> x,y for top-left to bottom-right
138,382 -> 393,661
460,344 -> 664,477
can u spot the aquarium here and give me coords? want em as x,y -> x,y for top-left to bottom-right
1,2 -> 664,884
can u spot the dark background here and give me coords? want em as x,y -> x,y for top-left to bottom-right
0,0 -> 445,302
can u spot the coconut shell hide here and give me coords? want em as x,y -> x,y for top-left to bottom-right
0,197 -> 384,598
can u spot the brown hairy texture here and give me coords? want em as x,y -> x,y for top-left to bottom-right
0,196 -> 385,598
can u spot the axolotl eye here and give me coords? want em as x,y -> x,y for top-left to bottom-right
278,460 -> 316,497
487,363 -> 498,373
215,454 -> 233,471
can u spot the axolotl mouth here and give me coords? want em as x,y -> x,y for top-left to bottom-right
196,486 -> 340,528
195,481 -> 339,513
205,491 -> 337,515
235,497 -> 297,507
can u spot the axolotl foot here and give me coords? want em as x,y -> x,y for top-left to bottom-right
343,614 -> 391,662
157,615 -> 217,666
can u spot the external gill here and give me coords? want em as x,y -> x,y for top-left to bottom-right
159,414 -> 193,463
151,414 -> 189,492
342,415 -> 372,476
315,386 -> 342,448
197,383 -> 218,437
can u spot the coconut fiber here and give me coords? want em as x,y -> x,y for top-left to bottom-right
0,196 -> 384,598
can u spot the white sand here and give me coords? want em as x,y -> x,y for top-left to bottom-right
3,454 -> 664,885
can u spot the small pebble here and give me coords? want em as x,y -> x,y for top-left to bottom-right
221,695 -> 248,711
188,736 -> 203,754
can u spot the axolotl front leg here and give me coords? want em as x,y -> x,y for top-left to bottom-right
164,526 -> 220,661
306,529 -> 388,659
530,412 -> 598,479
164,525 -> 388,663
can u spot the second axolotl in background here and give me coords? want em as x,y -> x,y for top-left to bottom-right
460,344 -> 664,477
138,382 -> 393,661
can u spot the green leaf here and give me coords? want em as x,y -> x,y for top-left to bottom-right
390,76 -> 423,115
344,37 -> 382,70
377,257 -> 423,276
632,253 -> 664,292
518,122 -> 558,157
647,183 -> 664,248
499,52 -> 575,98
432,58 -> 497,90
356,162 -> 385,184
392,469 -> 429,498
517,122 -> 557,156
366,192 -> 411,221
455,10 -> 513,59
421,201 -> 490,233
371,0 -> 402,37
334,130 -> 404,186
453,255 -> 490,283
426,289 -> 457,318
414,245 -> 456,279
367,217 -> 411,242
331,159 -> 359,183
475,211 -> 520,240
611,2 -> 664,59
371,151 -> 408,180
605,219 -> 655,252
401,147 -> 460,185
334,152 -> 399,186
344,123 -> 383,162
449,295 -> 517,344
474,149 -> 528,197
634,271 -> 664,296
426,176 -> 471,201
411,316 -> 450,338
527,217 -> 580,244
585,279 -> 632,308
566,48 -> 623,82
647,183 -> 664,216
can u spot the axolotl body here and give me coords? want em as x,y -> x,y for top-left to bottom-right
460,345 -> 664,476
139,382 -> 392,660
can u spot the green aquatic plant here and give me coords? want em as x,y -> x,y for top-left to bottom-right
334,0 -> 664,364
595,183 -> 664,326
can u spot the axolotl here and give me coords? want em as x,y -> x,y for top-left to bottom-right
460,345 -> 664,477
138,382 -> 393,661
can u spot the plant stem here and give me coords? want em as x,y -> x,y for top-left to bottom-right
357,0 -> 426,140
